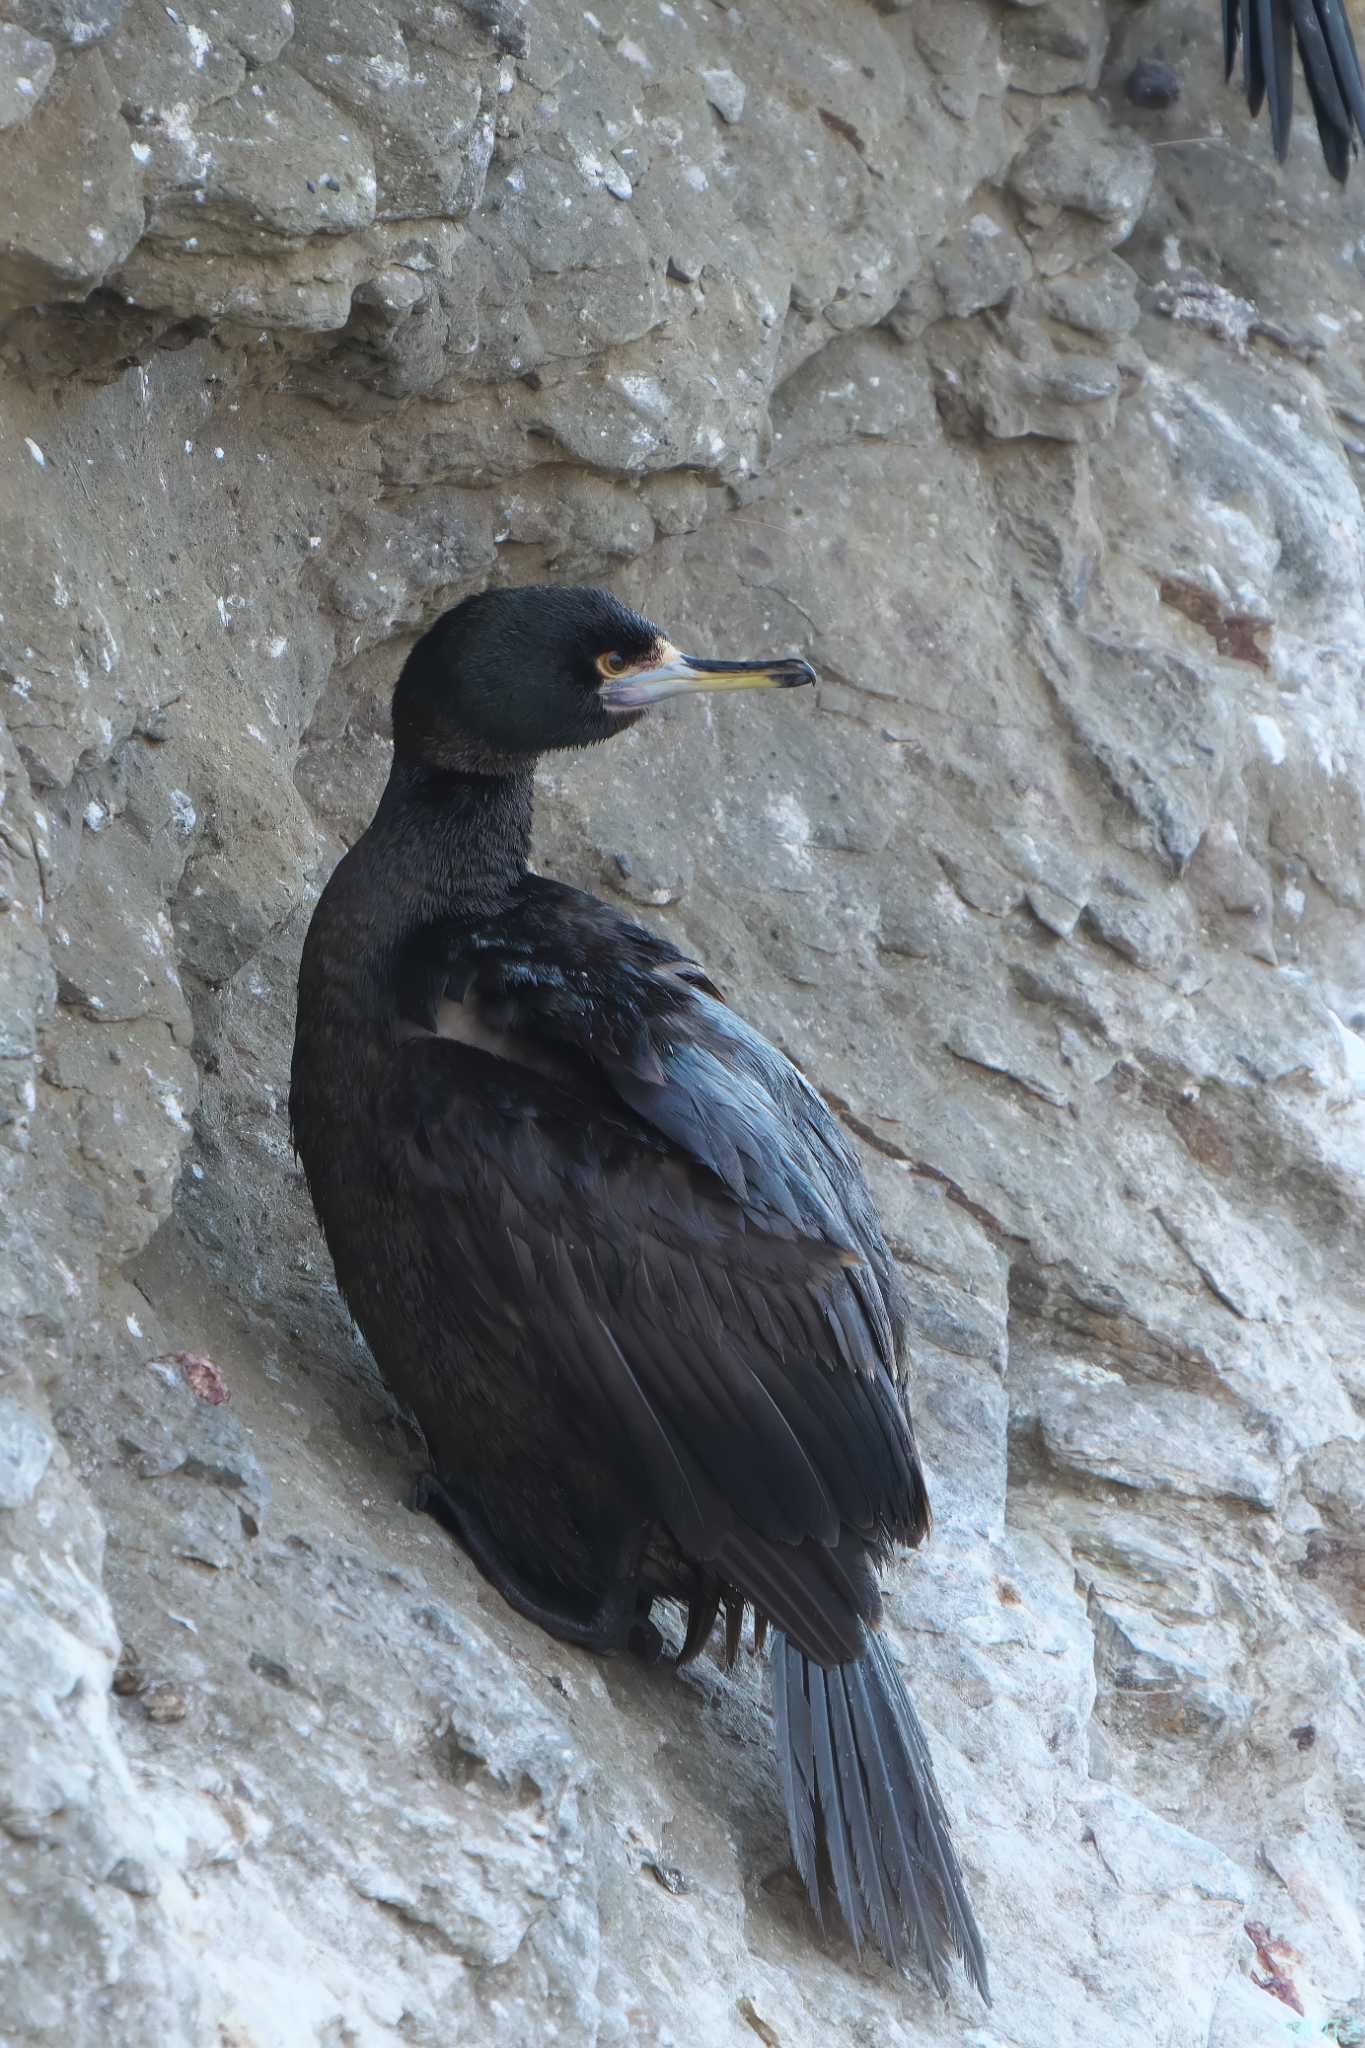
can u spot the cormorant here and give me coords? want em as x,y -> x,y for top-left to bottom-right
1222,0 -> 1365,179
290,584 -> 988,1999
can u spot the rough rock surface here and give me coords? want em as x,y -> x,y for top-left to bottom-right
2,1 -> 1363,2042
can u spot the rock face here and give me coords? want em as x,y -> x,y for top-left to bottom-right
1,1 -> 1363,2041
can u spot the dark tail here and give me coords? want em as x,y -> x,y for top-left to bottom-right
772,1628 -> 990,2002
1223,0 -> 1365,182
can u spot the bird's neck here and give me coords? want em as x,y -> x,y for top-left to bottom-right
362,757 -> 535,930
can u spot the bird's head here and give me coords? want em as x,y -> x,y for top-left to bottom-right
391,583 -> 815,771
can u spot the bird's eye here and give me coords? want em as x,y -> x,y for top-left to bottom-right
600,652 -> 628,676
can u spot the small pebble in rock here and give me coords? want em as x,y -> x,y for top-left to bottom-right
701,66 -> 746,124
142,1683 -> 189,1724
106,1856 -> 161,1897
112,1652 -> 144,1697
1126,59 -> 1182,109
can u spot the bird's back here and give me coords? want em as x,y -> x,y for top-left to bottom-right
293,860 -> 925,1629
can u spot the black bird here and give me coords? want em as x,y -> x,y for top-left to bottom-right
289,584 -> 988,1999
1222,0 -> 1365,179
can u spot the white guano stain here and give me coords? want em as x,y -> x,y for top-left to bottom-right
1251,715 -> 1287,765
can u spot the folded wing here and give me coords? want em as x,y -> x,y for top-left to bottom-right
395,877 -> 929,1663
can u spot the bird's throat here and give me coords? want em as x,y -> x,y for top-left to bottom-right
366,758 -> 535,929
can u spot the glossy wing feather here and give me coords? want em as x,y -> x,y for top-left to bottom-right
393,875 -> 928,1659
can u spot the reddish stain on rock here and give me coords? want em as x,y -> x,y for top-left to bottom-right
1159,576 -> 1270,669
1245,1921 -> 1305,2016
151,1351 -> 231,1406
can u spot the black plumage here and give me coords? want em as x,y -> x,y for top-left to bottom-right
1223,0 -> 1365,179
289,584 -> 988,1999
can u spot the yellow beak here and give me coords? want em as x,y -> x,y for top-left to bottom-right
600,648 -> 816,711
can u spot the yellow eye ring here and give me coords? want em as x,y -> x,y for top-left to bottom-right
600,652 -> 628,676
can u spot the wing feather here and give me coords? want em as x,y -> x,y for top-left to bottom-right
394,875 -> 928,1658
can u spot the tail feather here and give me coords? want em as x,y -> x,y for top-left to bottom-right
825,1660 -> 900,1967
772,1628 -> 990,2002
808,1662 -> 861,1941
861,1633 -> 989,1991
1304,0 -> 1365,175
844,1648 -> 947,1990
772,1646 -> 819,1899
1319,0 -> 1365,135
1224,0 -> 1365,180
